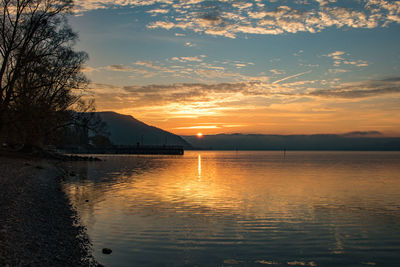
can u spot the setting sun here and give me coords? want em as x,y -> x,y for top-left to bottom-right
197,133 -> 203,138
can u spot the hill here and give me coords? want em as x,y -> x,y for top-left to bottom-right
97,112 -> 190,147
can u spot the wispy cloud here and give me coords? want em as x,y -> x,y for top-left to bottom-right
324,51 -> 369,67
74,0 -> 174,12
270,69 -> 286,75
87,76 -> 400,136
106,64 -> 137,72
90,76 -> 400,114
184,42 -> 196,47
272,70 -> 312,84
310,77 -> 400,98
171,56 -> 204,62
90,81 -> 295,112
134,60 -> 174,73
147,8 -> 169,14
174,125 -> 219,129
83,56 -> 269,83
329,68 -> 349,74
173,124 -> 246,129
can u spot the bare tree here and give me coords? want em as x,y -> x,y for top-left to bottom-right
0,0 -> 93,148
50,99 -> 109,148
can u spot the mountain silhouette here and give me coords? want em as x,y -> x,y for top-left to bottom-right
97,112 -> 190,147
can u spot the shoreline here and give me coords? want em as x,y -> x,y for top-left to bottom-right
0,153 -> 98,266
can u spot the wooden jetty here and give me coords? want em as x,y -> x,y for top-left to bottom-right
64,145 -> 184,155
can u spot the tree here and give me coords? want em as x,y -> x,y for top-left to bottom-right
0,0 -> 93,148
46,99 -> 109,150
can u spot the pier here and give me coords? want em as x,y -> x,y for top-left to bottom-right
63,145 -> 184,155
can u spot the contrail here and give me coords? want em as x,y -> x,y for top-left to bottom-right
272,70 -> 312,84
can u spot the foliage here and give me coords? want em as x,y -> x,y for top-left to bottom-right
0,0 -> 97,147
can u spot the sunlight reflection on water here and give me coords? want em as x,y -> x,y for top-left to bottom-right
63,151 -> 400,267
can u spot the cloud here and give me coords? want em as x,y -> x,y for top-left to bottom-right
90,64 -> 157,78
310,77 -> 400,98
171,56 -> 203,62
88,75 -> 400,131
84,56 -> 273,83
325,51 -> 345,60
91,76 -> 398,110
134,60 -> 173,72
184,42 -> 196,47
235,63 -> 247,68
329,68 -> 348,74
82,64 -> 158,78
122,82 -> 251,95
90,76 -> 314,112
82,66 -> 99,73
381,77 -> 400,82
147,8 -> 169,15
293,50 -> 304,57
270,69 -> 286,75
91,82 -> 265,109
272,70 -> 312,84
324,51 -> 369,67
116,76 -> 400,105
74,0 -> 174,12
106,64 -> 137,72
173,124 -> 246,129
174,125 -> 220,129
74,0 -> 400,38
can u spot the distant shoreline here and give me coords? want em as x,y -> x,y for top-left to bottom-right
0,153 -> 97,266
185,148 -> 400,151
183,134 -> 400,151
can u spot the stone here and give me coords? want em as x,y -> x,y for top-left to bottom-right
102,248 -> 112,254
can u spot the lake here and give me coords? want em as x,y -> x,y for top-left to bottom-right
62,151 -> 400,267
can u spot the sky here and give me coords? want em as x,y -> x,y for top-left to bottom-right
69,0 -> 400,136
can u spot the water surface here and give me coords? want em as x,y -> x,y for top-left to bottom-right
63,151 -> 400,266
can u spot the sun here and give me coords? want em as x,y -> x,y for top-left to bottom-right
197,132 -> 203,138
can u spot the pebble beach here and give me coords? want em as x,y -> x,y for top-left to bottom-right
0,153 -> 97,266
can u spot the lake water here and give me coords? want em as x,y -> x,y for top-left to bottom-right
62,151 -> 400,267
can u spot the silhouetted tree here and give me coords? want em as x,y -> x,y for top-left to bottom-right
90,135 -> 112,148
51,99 -> 109,148
0,0 -> 95,148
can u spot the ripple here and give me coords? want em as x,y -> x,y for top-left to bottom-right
63,151 -> 400,267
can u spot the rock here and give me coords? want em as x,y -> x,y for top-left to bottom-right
102,248 -> 112,254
